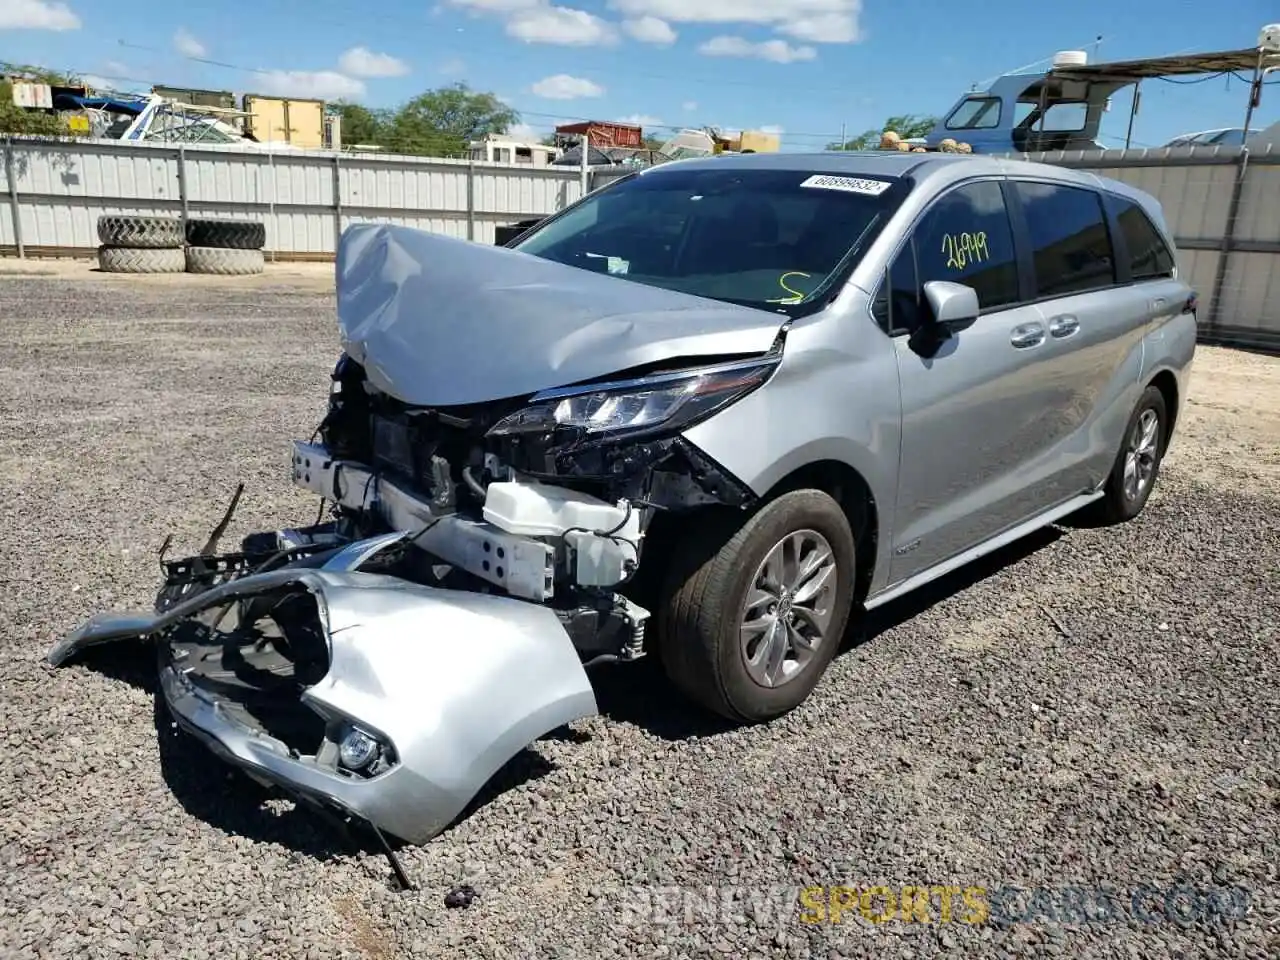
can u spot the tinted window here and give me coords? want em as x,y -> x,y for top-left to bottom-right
1113,197 -> 1176,281
512,167 -> 903,317
1014,181 -> 1115,296
873,180 -> 1019,333
945,97 -> 1001,131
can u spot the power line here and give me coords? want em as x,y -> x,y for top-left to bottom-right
135,0 -> 864,98
102,44 -> 855,142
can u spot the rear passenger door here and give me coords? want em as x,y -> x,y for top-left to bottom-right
1008,180 -> 1152,497
875,178 -> 1065,584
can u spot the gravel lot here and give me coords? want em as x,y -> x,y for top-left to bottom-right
1,267 -> 1277,960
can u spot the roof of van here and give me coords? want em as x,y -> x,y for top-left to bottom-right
635,150 -> 1169,229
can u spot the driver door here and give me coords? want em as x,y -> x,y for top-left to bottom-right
879,178 -> 1061,583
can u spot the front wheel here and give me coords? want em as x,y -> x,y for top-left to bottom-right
657,490 -> 856,723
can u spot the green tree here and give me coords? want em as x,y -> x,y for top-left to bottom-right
331,100 -> 394,147
388,83 -> 519,156
827,114 -> 938,150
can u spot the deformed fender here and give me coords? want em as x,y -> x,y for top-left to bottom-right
46,567 -> 598,845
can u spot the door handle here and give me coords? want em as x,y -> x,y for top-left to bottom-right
1048,314 -> 1080,338
1150,297 -> 1167,316
1010,321 -> 1046,348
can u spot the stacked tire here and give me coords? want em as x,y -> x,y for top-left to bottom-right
97,216 -> 185,274
184,219 -> 266,275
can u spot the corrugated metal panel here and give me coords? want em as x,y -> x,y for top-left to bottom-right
1233,164 -> 1280,244
1175,248 -> 1221,315
341,158 -> 469,215
1217,252 -> 1279,331
2,136 -> 1277,346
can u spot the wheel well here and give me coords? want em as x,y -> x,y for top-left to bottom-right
763,460 -> 879,602
1148,370 -> 1179,444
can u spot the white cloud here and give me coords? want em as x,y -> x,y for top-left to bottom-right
617,114 -> 662,127
437,57 -> 466,75
507,5 -> 618,45
449,0 -> 540,10
698,35 -> 815,62
449,0 -> 618,46
338,46 -> 410,77
607,0 -> 862,43
252,69 -> 367,100
506,122 -> 542,140
173,27 -> 206,58
682,100 -> 698,112
530,73 -> 604,99
622,15 -> 675,44
0,0 -> 80,30
776,10 -> 859,42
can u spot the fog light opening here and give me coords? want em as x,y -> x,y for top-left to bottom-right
338,726 -> 380,771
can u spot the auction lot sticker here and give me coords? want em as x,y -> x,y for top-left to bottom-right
799,174 -> 892,196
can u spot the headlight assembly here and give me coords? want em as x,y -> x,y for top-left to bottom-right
485,356 -> 780,444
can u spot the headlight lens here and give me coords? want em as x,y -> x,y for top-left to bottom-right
486,357 -> 779,442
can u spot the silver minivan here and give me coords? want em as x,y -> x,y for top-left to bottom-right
52,151 -> 1197,848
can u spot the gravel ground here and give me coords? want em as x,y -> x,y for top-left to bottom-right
0,272 -> 1277,960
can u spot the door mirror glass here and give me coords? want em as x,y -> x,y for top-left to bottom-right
923,280 -> 979,324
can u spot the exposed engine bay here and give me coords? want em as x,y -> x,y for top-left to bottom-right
293,351 -> 767,658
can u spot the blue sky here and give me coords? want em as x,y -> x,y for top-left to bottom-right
2,0 -> 1275,150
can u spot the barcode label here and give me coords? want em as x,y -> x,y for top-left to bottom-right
799,174 -> 892,196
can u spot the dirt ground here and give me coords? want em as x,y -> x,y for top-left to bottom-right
0,267 -> 1277,960
1171,346 -> 1280,496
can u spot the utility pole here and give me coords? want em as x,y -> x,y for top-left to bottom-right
838,122 -> 846,150
579,132 -> 589,196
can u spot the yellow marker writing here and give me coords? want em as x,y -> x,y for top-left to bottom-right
941,231 -> 990,271
766,270 -> 813,304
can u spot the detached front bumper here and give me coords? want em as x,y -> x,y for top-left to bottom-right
48,561 -> 598,845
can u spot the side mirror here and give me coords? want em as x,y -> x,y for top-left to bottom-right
922,280 -> 980,325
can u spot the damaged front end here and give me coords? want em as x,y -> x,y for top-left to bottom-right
49,224 -> 787,860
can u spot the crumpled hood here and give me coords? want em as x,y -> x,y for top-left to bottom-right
335,223 -> 786,406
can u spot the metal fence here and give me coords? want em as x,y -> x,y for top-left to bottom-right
0,135 -> 589,257
2,135 -> 1277,349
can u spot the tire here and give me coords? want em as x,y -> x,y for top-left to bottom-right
657,490 -> 856,723
96,215 -> 183,248
185,218 -> 266,250
97,245 -> 186,274
185,246 -> 266,276
1083,384 -> 1169,525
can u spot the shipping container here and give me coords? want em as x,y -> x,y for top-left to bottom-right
153,86 -> 237,112
10,80 -> 53,110
242,94 -> 325,148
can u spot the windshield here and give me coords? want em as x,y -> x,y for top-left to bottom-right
509,166 -> 904,315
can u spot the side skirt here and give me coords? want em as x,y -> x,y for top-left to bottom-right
863,490 -> 1103,612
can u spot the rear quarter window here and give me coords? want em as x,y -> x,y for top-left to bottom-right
1111,196 -> 1177,281
1013,181 -> 1116,297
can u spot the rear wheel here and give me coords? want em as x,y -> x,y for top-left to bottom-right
1087,384 -> 1169,524
657,490 -> 856,723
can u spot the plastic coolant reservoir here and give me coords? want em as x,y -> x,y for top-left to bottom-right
481,481 -> 627,537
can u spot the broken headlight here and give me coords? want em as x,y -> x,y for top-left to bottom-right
485,357 -> 780,444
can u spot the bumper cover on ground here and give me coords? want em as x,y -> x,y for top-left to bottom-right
48,565 -> 598,844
